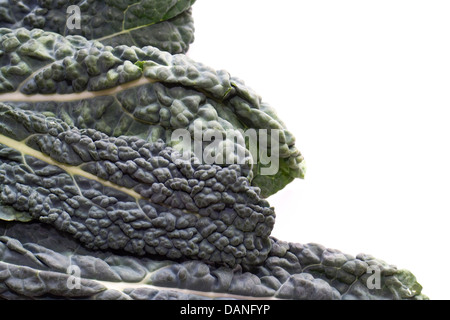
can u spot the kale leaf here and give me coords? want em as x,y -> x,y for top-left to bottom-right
0,27 -> 305,197
0,221 -> 426,300
0,0 -> 196,53
0,2 -> 426,301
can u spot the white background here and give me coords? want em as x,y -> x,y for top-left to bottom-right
188,0 -> 450,299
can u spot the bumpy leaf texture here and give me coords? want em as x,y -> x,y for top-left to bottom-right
0,3 -> 425,300
0,102 -> 275,266
0,27 -> 305,197
0,0 -> 196,54
0,221 -> 425,300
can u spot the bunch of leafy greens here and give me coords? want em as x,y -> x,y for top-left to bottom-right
0,0 -> 425,300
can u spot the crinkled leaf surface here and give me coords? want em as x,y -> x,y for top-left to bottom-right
0,28 -> 305,197
0,221 -> 426,300
0,7 -> 426,300
0,102 -> 275,266
0,0 -> 196,53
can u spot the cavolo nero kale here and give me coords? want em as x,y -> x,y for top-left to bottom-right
0,1 -> 426,300
0,0 -> 196,54
0,102 -> 275,266
0,26 -> 305,197
0,221 -> 424,300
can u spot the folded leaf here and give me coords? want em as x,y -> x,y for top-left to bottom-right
0,0 -> 196,53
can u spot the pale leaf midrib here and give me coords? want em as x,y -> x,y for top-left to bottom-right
0,133 -> 202,217
0,76 -> 157,103
0,260 -> 280,300
0,133 -> 142,200
97,278 -> 280,300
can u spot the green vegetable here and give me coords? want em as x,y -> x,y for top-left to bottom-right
0,102 -> 274,266
0,2 -> 425,301
0,0 -> 196,54
0,27 -> 305,198
0,221 -> 425,300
